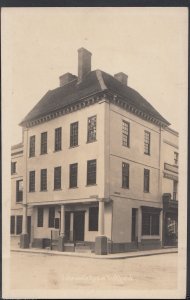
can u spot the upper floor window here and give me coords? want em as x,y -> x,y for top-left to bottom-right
40,169 -> 47,191
29,135 -> 35,157
87,159 -> 97,186
16,180 -> 23,202
69,163 -> 78,188
87,116 -> 96,143
122,162 -> 129,189
144,169 -> 150,193
89,207 -> 99,231
11,162 -> 16,175
70,122 -> 78,147
54,166 -> 61,190
37,207 -> 44,227
144,131 -> 151,155
174,152 -> 178,165
122,120 -> 130,147
55,127 -> 62,151
29,171 -> 35,192
48,207 -> 55,228
41,132 -> 47,155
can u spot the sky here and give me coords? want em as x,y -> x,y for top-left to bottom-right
2,7 -> 188,145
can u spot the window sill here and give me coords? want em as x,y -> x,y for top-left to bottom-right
54,149 -> 62,153
141,235 -> 160,240
40,190 -> 48,192
53,188 -> 62,191
40,152 -> 48,156
121,187 -> 129,189
11,172 -> 17,175
29,191 -> 35,193
16,201 -> 23,204
69,145 -> 79,149
29,156 -> 35,158
143,191 -> 150,193
86,140 -> 97,144
122,144 -> 130,148
69,186 -> 78,189
144,153 -> 150,156
86,184 -> 97,187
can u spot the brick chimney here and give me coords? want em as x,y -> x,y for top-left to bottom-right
59,73 -> 77,87
114,72 -> 128,85
78,48 -> 92,83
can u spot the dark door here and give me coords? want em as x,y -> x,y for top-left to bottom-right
27,216 -> 31,243
74,211 -> 85,241
65,212 -> 71,241
131,208 -> 137,242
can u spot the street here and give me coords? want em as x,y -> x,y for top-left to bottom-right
11,252 -> 177,290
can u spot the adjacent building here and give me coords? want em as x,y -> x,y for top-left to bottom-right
11,48 -> 178,254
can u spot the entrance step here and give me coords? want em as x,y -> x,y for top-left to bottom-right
64,243 -> 75,252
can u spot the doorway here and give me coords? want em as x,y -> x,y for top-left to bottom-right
73,211 -> 85,242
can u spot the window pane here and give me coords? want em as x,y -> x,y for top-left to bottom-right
87,116 -> 96,142
122,162 -> 129,188
55,127 -> 62,151
41,132 -> 47,154
89,207 -> 99,231
70,122 -> 78,147
29,171 -> 35,192
151,214 -> 160,235
37,207 -> 44,227
16,180 -> 23,202
11,162 -> 16,174
142,213 -> 151,235
122,121 -> 130,147
10,216 -> 15,234
48,207 -> 55,228
16,215 -> 23,234
41,169 -> 47,191
144,169 -> 150,192
29,136 -> 35,157
87,160 -> 96,185
69,163 -> 78,188
144,131 -> 150,155
54,167 -> 61,190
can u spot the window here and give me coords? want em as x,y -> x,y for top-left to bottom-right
40,169 -> 47,191
70,122 -> 78,147
37,207 -> 44,227
10,216 -> 15,234
87,160 -> 97,185
29,171 -> 35,192
173,181 -> 178,200
55,218 -> 60,229
41,132 -> 47,154
16,215 -> 23,234
55,127 -> 62,151
122,162 -> 129,189
54,167 -> 61,190
16,180 -> 23,202
69,163 -> 78,188
29,135 -> 35,157
87,116 -> 96,143
11,162 -> 16,174
174,152 -> 178,165
144,169 -> 150,192
48,207 -> 55,228
89,207 -> 99,231
122,120 -> 130,147
142,212 -> 160,236
144,131 -> 150,155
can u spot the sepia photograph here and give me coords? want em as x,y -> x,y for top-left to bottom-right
2,7 -> 188,299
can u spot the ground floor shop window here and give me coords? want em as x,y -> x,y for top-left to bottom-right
48,207 -> 55,228
16,215 -> 23,235
142,210 -> 160,236
10,216 -> 15,234
89,207 -> 98,231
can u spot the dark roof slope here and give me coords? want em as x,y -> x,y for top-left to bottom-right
20,70 -> 169,126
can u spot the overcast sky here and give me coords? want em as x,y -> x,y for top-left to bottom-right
2,7 -> 188,145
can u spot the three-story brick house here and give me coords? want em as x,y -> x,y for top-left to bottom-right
10,48 -> 178,254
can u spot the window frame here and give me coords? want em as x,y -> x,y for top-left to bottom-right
87,115 -> 97,143
54,166 -> 62,190
40,132 -> 47,155
122,120 -> 130,147
122,162 -> 129,189
144,168 -> 150,193
11,162 -> 17,175
89,206 -> 99,231
70,121 -> 79,147
29,170 -> 35,192
142,212 -> 160,236
69,163 -> 78,188
16,180 -> 23,202
40,169 -> 47,191
144,130 -> 151,155
87,159 -> 97,186
29,135 -> 35,157
16,215 -> 23,235
55,127 -> 62,152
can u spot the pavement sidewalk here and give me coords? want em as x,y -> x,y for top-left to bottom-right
11,247 -> 177,260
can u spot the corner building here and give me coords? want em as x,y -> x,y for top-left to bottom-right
11,48 -> 178,254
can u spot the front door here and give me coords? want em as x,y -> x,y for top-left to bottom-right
73,211 -> 85,241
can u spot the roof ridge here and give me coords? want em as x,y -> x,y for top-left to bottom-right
95,70 -> 107,91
